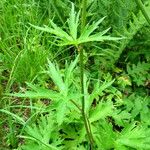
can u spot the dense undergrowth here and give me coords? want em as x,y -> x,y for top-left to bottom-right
0,0 -> 150,149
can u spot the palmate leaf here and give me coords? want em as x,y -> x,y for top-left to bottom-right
30,3 -> 122,46
7,56 -> 80,126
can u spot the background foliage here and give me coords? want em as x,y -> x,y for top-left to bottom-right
0,0 -> 150,149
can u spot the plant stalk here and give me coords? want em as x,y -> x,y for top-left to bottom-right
80,0 -> 94,148
81,0 -> 87,30
78,46 -> 94,149
135,0 -> 150,25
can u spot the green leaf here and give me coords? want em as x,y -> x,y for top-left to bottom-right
94,120 -> 116,149
0,109 -> 25,125
68,3 -> 80,39
117,123 -> 150,149
65,55 -> 79,87
89,100 -> 113,123
7,84 -> 59,100
127,62 -> 150,86
79,17 -> 106,39
30,3 -> 122,46
47,59 -> 67,93
19,115 -> 62,150
56,101 -> 67,125
112,110 -> 131,126
86,79 -> 115,112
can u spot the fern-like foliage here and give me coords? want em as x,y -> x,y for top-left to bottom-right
9,56 -> 80,126
19,114 -> 63,150
127,61 -> 150,86
94,120 -> 150,150
124,94 -> 150,125
112,12 -> 147,64
88,0 -> 149,70
101,11 -> 147,68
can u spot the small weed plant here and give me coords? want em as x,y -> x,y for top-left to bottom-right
0,0 -> 150,149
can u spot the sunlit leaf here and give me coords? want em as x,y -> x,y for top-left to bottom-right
30,3 -> 122,47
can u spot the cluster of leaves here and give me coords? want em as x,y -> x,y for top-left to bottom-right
0,0 -> 150,149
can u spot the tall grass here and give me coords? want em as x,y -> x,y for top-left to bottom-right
0,0 -> 50,148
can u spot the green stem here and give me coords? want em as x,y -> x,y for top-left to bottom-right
135,0 -> 150,25
81,0 -> 87,30
70,99 -> 82,112
79,46 -> 94,148
79,0 -> 94,147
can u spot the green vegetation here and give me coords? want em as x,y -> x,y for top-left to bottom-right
0,0 -> 150,149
